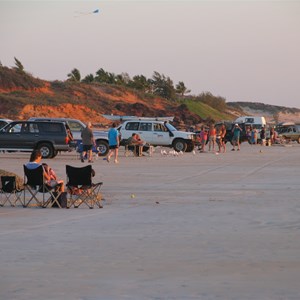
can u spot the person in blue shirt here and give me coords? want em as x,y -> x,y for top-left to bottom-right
106,123 -> 120,163
231,123 -> 242,151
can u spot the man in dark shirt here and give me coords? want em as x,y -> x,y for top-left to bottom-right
80,122 -> 95,163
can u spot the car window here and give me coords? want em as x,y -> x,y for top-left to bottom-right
165,123 -> 177,132
0,121 -> 8,129
7,123 -> 22,133
20,123 -> 39,133
38,123 -> 63,133
154,123 -> 167,132
68,120 -> 84,132
139,122 -> 152,131
125,122 -> 139,131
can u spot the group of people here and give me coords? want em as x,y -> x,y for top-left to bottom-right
196,124 -> 227,153
79,121 -> 149,165
106,123 -> 148,161
196,122 -> 278,153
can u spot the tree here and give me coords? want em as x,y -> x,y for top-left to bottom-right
82,74 -> 95,83
67,68 -> 81,82
150,71 -> 176,100
175,81 -> 191,96
115,72 -> 131,85
127,74 -> 151,93
14,57 -> 25,73
95,68 -> 116,84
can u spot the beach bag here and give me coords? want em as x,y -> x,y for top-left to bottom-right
51,192 -> 68,208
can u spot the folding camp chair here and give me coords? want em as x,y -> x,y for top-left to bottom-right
76,141 -> 100,161
23,165 -> 64,208
66,165 -> 103,209
0,176 -> 24,207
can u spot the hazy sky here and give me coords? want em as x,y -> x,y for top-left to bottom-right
1,0 -> 299,108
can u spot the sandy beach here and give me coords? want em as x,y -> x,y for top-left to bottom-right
1,143 -> 300,300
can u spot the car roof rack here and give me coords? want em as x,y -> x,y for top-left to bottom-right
102,115 -> 174,122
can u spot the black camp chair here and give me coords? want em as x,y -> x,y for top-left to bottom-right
0,176 -> 24,207
23,165 -> 63,208
66,165 -> 103,209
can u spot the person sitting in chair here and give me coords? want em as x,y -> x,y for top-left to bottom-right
127,133 -> 145,156
25,149 -> 64,192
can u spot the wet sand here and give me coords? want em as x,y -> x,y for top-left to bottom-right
1,143 -> 300,300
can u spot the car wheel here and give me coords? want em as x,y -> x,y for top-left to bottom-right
185,143 -> 195,152
51,150 -> 58,158
37,143 -> 54,159
96,140 -> 109,156
173,139 -> 187,152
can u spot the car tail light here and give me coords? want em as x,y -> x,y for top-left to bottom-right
65,136 -> 69,144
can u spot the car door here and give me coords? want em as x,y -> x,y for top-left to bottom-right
121,122 -> 140,141
19,122 -> 40,149
136,122 -> 153,144
151,122 -> 171,145
0,122 -> 37,149
66,120 -> 85,140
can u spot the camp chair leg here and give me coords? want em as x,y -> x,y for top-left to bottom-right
23,186 -> 43,208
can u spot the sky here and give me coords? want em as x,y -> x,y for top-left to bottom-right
1,0 -> 300,108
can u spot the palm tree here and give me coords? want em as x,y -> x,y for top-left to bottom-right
176,81 -> 191,96
151,71 -> 176,100
82,74 -> 95,83
67,68 -> 81,82
14,57 -> 25,73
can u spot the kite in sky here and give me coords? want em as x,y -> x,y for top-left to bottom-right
74,9 -> 100,18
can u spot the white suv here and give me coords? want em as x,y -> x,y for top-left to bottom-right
117,118 -> 196,152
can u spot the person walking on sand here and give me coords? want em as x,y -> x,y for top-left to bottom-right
107,123 -> 120,163
80,122 -> 95,163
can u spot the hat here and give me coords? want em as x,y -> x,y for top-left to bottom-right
235,123 -> 238,126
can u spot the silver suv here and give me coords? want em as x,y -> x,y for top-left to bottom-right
29,117 -> 110,156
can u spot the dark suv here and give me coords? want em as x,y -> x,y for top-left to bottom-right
0,121 -> 74,158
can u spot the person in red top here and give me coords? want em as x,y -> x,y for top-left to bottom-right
208,124 -> 217,152
199,126 -> 208,152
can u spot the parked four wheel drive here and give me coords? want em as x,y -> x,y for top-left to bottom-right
276,123 -> 300,143
0,121 -> 74,158
28,117 -> 110,156
0,118 -> 12,130
117,119 -> 196,152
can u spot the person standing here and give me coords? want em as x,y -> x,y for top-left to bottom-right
80,122 -> 95,163
251,128 -> 258,145
208,124 -> 217,152
219,124 -> 227,153
107,123 -> 120,163
199,126 -> 208,152
231,123 -> 242,151
260,126 -> 266,146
